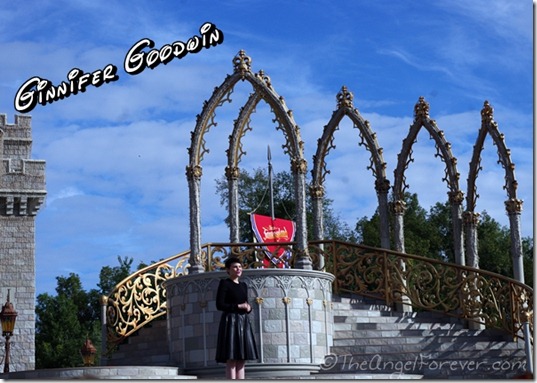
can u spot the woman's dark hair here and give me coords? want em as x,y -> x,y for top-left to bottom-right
224,257 -> 242,269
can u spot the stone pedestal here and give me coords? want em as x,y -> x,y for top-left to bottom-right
164,269 -> 334,378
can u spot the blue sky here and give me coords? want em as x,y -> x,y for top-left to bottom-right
0,1 -> 533,295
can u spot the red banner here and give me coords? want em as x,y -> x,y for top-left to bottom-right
250,214 -> 296,268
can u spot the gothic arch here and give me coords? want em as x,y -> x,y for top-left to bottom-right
225,92 -> 262,243
186,50 -> 311,272
392,97 -> 465,265
464,101 -> 524,282
310,86 -> 390,254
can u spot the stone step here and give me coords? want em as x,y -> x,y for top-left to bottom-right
332,309 -> 465,324
326,346 -> 527,359
332,293 -> 390,306
333,327 -> 509,340
332,339 -> 507,351
333,315 -> 446,325
334,320 -> 464,332
108,319 -> 172,366
332,303 -> 395,312
269,372 -> 425,379
332,298 -> 459,320
331,337 -> 524,353
329,293 -> 529,378
330,341 -> 525,355
1,366 -> 198,380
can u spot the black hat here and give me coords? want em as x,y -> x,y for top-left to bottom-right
224,257 -> 241,269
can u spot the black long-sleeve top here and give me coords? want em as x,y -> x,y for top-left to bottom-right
216,278 -> 252,314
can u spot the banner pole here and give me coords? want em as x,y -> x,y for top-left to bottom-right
268,145 -> 275,220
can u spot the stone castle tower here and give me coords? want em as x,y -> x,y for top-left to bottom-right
0,115 -> 46,371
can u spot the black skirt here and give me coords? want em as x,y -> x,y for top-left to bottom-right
215,311 -> 258,363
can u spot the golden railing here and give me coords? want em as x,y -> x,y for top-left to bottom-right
102,242 -> 293,350
103,250 -> 191,349
309,240 -> 533,339
102,241 -> 533,354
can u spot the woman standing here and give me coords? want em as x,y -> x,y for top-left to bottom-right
215,257 -> 259,379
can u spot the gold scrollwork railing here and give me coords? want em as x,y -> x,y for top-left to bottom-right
104,250 -> 191,351
102,242 -> 293,353
103,240 -> 533,354
309,240 -> 533,340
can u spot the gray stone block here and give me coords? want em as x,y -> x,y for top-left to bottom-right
0,115 -> 46,372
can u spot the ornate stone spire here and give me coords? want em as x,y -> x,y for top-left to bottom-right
481,100 -> 494,124
233,50 -> 252,77
414,96 -> 430,119
336,86 -> 354,108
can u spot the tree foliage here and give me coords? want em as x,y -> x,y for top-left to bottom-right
356,193 -> 453,260
35,273 -> 100,369
98,255 -> 134,294
522,237 -> 534,287
355,193 -> 533,285
215,167 -> 357,242
477,211 -> 512,276
35,256 -> 138,368
477,211 -> 533,287
216,169 -> 531,284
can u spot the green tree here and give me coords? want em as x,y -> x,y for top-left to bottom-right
356,193 -> 448,259
477,211 -> 512,276
35,273 -> 100,369
215,167 -> 356,243
98,255 -> 134,294
355,210 -> 382,247
426,201 -> 454,262
36,256 -> 137,368
522,237 -> 534,288
322,202 -> 359,242
476,211 -> 533,287
399,193 -> 438,257
354,194 -> 533,284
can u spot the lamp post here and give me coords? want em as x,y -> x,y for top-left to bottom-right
80,337 -> 97,367
522,302 -> 534,375
0,289 -> 17,374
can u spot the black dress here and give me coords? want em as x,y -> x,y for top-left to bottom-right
215,278 -> 259,364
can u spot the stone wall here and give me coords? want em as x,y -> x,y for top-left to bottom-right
165,269 -> 334,378
0,114 -> 46,372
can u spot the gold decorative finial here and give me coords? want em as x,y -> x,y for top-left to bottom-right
336,86 -> 354,108
233,50 -> 252,77
256,69 -> 272,88
414,96 -> 429,119
481,100 -> 494,124
505,198 -> 523,214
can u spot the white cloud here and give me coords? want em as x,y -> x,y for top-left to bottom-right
0,1 -> 531,295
